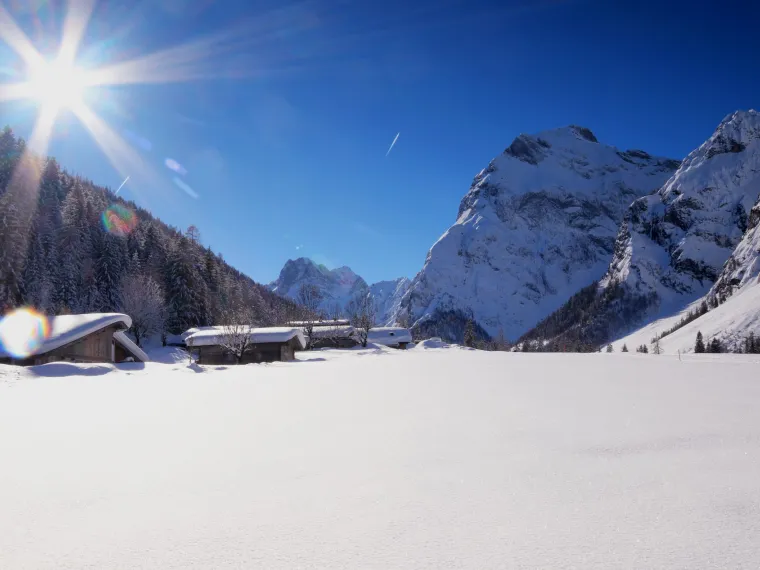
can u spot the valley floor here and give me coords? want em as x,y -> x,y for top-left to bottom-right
1,346 -> 759,569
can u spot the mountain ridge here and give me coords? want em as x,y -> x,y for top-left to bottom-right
268,257 -> 409,325
396,124 -> 680,342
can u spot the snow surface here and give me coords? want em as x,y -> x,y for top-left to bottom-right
400,125 -> 678,340
185,327 -> 306,349
1,348 -> 760,569
0,313 -> 132,359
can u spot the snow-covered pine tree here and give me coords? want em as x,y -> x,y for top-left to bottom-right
621,343 -> 628,352
606,343 -> 613,352
165,238 -> 206,333
94,231 -> 127,311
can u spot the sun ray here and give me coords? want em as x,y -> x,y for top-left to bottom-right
72,102 -> 162,200
0,5 -> 45,68
0,82 -> 36,103
58,0 -> 98,66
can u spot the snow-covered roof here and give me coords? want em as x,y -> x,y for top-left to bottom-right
0,313 -> 132,359
367,327 -> 412,345
180,326 -> 221,340
308,325 -> 357,339
113,331 -> 149,362
185,327 -> 306,350
288,320 -> 351,327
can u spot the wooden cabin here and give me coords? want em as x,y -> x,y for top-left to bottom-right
0,314 -> 149,366
186,327 -> 306,365
308,324 -> 360,349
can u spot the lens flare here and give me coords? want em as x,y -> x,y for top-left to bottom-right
102,204 -> 138,236
0,308 -> 51,359
165,158 -> 187,175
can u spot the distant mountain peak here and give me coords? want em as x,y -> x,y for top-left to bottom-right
268,260 -> 409,325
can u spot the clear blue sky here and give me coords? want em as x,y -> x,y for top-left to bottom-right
1,0 -> 758,285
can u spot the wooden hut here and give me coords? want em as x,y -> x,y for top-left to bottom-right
308,324 -> 360,349
186,327 -> 306,365
0,313 -> 149,366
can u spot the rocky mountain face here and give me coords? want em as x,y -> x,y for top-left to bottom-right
397,125 -> 679,341
522,110 -> 760,349
268,258 -> 409,325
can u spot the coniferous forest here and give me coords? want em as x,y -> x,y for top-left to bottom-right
0,126 -> 295,338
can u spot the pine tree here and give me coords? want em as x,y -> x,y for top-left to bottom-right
606,343 -> 613,353
710,337 -> 722,354
621,343 -> 628,352
652,337 -> 662,355
463,319 -> 475,348
695,331 -> 705,353
94,232 -> 127,311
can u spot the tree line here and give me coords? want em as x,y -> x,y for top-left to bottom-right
0,126 -> 296,345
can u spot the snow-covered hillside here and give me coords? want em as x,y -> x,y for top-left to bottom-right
369,277 -> 411,325
519,110 -> 760,350
612,163 -> 760,354
601,110 -> 760,316
399,125 -> 679,341
268,258 -> 409,325
2,349 -> 760,569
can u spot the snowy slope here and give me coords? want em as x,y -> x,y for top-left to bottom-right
399,126 -> 678,340
600,110 -> 760,317
2,349 -> 760,569
612,170 -> 760,353
368,278 -> 411,325
269,258 -> 409,325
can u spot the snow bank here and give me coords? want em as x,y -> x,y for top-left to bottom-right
415,337 -> 451,349
2,351 -> 760,568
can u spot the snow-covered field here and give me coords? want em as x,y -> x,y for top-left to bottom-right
2,346 -> 760,569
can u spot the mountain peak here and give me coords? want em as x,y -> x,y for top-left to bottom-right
268,261 -> 410,325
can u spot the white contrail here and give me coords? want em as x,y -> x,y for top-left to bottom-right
386,132 -> 400,156
115,175 -> 130,194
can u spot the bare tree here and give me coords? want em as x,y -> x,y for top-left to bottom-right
185,225 -> 201,244
652,337 -> 662,355
297,283 -> 323,349
217,307 -> 257,364
119,273 -> 167,347
395,312 -> 410,328
347,293 -> 376,347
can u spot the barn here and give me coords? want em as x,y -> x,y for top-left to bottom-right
308,324 -> 360,349
185,327 -> 306,364
0,313 -> 149,366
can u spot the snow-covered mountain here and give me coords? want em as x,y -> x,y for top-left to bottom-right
609,133 -> 760,354
397,125 -> 679,341
369,278 -> 411,326
268,258 -> 409,325
601,110 -> 760,310
524,110 -> 760,350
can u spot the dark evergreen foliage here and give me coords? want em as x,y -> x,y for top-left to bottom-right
0,126 -> 295,332
518,280 -> 655,352
695,331 -> 705,353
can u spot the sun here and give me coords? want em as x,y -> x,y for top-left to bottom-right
25,58 -> 90,111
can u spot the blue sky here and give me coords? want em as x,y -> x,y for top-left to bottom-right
1,0 -> 758,284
